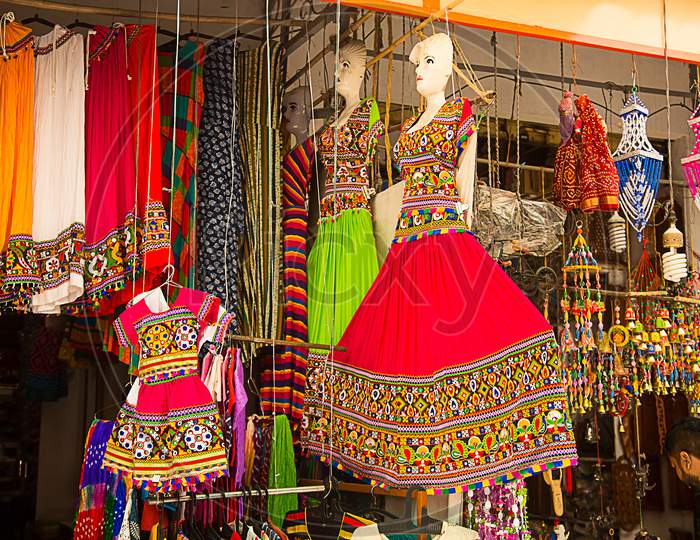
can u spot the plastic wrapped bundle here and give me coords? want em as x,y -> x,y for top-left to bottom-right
475,182 -> 567,259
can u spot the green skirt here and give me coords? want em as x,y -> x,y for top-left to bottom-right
308,209 -> 378,347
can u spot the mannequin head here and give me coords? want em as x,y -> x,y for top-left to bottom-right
409,33 -> 453,98
334,38 -> 367,102
283,85 -> 311,142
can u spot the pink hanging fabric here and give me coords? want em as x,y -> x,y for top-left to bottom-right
82,25 -> 137,312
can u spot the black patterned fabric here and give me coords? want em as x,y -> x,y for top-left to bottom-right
196,38 -> 244,316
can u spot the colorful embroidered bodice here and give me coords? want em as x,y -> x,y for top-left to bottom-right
318,98 -> 383,219
113,288 -> 219,384
392,97 -> 474,243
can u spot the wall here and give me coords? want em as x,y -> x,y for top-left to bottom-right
285,4 -> 694,142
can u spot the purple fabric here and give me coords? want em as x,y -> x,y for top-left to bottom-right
559,91 -> 575,143
233,349 -> 248,487
80,419 -> 114,489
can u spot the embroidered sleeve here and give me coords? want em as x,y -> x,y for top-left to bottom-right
213,310 -> 235,344
366,98 -> 385,164
113,309 -> 138,348
197,293 -> 221,326
392,116 -> 414,164
456,98 -> 476,162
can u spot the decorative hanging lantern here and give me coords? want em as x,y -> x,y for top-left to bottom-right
561,221 -> 605,352
607,211 -> 627,253
661,211 -> 688,283
681,104 -> 700,211
612,92 -> 664,240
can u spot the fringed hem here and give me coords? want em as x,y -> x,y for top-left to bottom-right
102,462 -> 228,494
307,450 -> 577,495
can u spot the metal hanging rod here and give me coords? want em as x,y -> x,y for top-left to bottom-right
228,334 -> 346,352
10,0 -> 306,27
147,484 -> 325,505
299,46 -> 693,101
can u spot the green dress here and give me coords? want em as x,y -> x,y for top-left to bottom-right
307,98 -> 383,347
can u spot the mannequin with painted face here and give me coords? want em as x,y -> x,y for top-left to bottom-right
408,32 -> 478,228
283,85 -> 311,146
331,40 -> 366,129
306,38 -> 384,354
372,34 -> 478,260
302,34 -> 576,492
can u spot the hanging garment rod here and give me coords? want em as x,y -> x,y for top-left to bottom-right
147,484 -> 326,505
228,334 -> 346,352
10,0 -> 305,27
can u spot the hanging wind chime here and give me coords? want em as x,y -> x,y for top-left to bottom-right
681,103 -> 700,210
612,92 -> 663,240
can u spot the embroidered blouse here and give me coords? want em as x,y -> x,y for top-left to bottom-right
392,97 -> 475,243
318,98 -> 384,219
113,288 -> 223,384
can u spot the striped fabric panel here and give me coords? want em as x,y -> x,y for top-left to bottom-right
158,41 -> 205,287
260,138 -> 314,421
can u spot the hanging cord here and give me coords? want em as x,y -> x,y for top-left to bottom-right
514,36 -> 523,271
384,16 -> 393,186
263,0 -> 280,487
593,412 -> 605,523
492,32 -> 500,190
139,0 -> 161,294
166,0 -> 182,300
560,42 -> 564,94
224,5 -> 240,312
486,71 -> 493,222
634,398 -> 645,529
445,9 -> 456,98
571,44 -> 578,92
323,0 -> 343,484
662,0 -> 674,207
191,0 -> 201,289
0,11 -> 14,60
400,17 -> 406,123
631,54 -> 638,93
131,2 -> 143,300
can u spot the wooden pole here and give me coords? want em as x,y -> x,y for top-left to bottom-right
286,11 -> 372,87
228,334 -> 346,352
313,0 -> 467,107
415,29 -> 493,101
366,0 -> 466,70
10,0 -> 305,26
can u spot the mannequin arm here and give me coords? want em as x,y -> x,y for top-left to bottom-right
454,134 -> 477,229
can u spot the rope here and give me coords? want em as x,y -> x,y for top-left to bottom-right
662,0 -> 674,205
515,36 -> 523,272
492,32 -> 500,190
318,0 -> 343,486
191,0 -> 201,288
222,15 -> 238,313
384,16 -> 393,186
571,44 -> 578,92
634,399 -> 644,529
400,16 -> 406,124
559,43 -> 564,94
263,0 -> 281,488
166,0 -> 181,300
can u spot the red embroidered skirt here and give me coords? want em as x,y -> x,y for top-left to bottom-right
302,231 -> 578,493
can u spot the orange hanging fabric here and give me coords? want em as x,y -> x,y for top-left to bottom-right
0,19 -> 39,310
